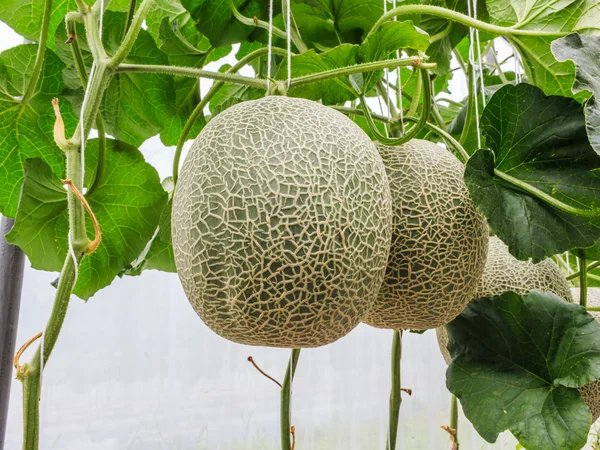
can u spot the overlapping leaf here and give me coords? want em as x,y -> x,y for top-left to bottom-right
552,33 -> 600,155
464,83 -> 600,262
278,21 -> 428,104
485,0 -> 600,97
0,44 -> 77,218
7,139 -> 167,299
0,0 -> 77,48
446,291 -> 600,450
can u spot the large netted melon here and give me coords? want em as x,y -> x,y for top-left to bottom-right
572,287 -> 600,422
362,139 -> 488,330
172,95 -> 393,348
437,236 -> 574,364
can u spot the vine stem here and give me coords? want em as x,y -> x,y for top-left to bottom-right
172,47 -> 288,184
19,1 -> 154,447
281,349 -> 300,450
492,169 -> 600,218
580,253 -> 588,307
450,394 -> 459,448
386,330 -> 402,450
117,59 -> 437,92
566,261 -> 600,280
367,5 -> 568,39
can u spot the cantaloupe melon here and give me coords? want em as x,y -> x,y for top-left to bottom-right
172,96 -> 393,348
572,287 -> 600,422
362,139 -> 488,330
435,238 -> 600,423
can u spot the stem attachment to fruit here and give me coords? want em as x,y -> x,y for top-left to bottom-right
360,68 -> 432,146
386,330 -> 402,450
172,46 -> 287,184
281,349 -> 300,450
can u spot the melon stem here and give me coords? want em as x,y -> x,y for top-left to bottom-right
386,330 -> 402,450
281,348 -> 301,450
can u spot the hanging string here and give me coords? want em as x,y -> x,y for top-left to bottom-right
267,0 -> 274,89
466,0 -> 481,149
286,0 -> 292,89
383,0 -> 391,116
514,47 -> 522,83
393,0 -> 404,134
472,0 -> 486,108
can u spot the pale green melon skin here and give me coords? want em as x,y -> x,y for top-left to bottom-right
363,139 -> 489,330
172,96 -> 393,348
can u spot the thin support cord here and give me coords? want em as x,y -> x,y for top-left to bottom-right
393,0 -> 404,134
473,0 -> 486,107
383,0 -> 391,116
286,0 -> 291,89
466,0 -> 481,149
267,0 -> 274,89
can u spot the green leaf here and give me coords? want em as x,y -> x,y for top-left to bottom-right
146,0 -> 197,44
552,33 -> 600,155
208,83 -> 263,116
464,83 -> 600,262
126,179 -> 176,275
0,0 -> 77,48
485,0 -> 600,97
446,290 -> 600,450
181,0 -> 274,47
0,44 -> 77,218
296,0 -> 384,45
278,44 -> 359,104
7,139 -> 167,300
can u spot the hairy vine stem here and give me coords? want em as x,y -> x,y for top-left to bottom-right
117,58 -> 437,91
493,170 -> 600,218
368,5 -> 568,39
172,47 -> 288,184
450,394 -> 459,448
19,1 -> 156,448
281,349 -> 301,450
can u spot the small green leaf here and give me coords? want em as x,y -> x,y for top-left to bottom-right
357,21 -> 429,62
464,83 -> 600,262
7,139 -> 167,300
0,0 -> 77,48
552,33 -> 600,155
0,44 -> 77,218
126,179 -> 176,275
447,290 -> 600,450
209,83 -> 263,116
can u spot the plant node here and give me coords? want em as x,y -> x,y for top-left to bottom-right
62,179 -> 102,253
441,425 -> 459,449
13,331 -> 42,381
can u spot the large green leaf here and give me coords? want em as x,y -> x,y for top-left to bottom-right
552,33 -> 600,155
485,0 -> 600,97
7,139 -> 167,300
446,291 -> 600,450
464,83 -> 600,262
0,44 -> 77,218
0,0 -> 77,49
180,0 -> 273,47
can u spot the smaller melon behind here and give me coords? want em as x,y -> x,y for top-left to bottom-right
363,139 -> 488,331
436,237 -> 600,423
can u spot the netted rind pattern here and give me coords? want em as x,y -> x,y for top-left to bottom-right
436,236 -> 574,364
572,288 -> 600,422
362,140 -> 488,330
172,96 -> 392,348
